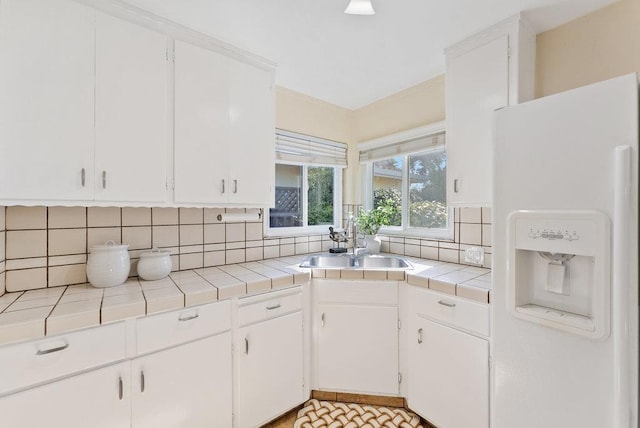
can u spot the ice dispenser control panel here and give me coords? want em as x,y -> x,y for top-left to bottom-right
508,210 -> 610,340
514,216 -> 600,256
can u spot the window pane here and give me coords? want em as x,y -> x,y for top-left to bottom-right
308,167 -> 334,226
372,157 -> 402,227
270,164 -> 302,228
408,148 -> 447,228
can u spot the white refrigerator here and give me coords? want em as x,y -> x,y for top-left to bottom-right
492,73 -> 639,428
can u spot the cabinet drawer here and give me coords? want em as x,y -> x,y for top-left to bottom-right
238,287 -> 302,327
0,322 -> 126,396
409,286 -> 489,337
136,299 -> 231,355
316,280 -> 398,305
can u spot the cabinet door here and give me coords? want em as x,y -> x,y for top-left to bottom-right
317,304 -> 399,395
174,40 -> 230,204
95,12 -> 168,203
446,34 -> 508,206
0,362 -> 130,428
228,59 -> 275,206
237,312 -> 304,428
132,333 -> 232,428
407,316 -> 489,428
0,0 -> 95,201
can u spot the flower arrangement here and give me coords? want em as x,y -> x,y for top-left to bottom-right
356,201 -> 396,236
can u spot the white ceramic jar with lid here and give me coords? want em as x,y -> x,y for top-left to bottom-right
86,240 -> 130,288
137,248 -> 172,281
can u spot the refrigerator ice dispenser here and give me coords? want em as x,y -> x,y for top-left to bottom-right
508,210 -> 610,339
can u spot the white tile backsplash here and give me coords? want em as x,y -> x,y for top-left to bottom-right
6,206 -> 46,230
87,207 -> 121,227
0,204 -> 493,294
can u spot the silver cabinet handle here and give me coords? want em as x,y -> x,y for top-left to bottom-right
221,179 -> 225,194
140,371 -> 145,393
81,168 -> 86,187
266,304 -> 281,310
233,179 -> 238,194
321,313 -> 325,328
417,328 -> 423,344
178,313 -> 199,322
438,300 -> 456,308
454,178 -> 459,193
118,377 -> 123,400
36,343 -> 69,356
244,337 -> 249,355
102,171 -> 107,189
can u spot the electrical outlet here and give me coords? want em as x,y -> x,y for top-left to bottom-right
464,247 -> 484,265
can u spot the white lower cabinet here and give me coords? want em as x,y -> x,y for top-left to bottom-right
236,288 -> 305,428
317,304 -> 399,394
132,333 -> 233,428
0,362 -> 131,428
314,280 -> 399,395
407,287 -> 490,428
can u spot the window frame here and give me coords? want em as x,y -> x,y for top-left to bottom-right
265,161 -> 343,237
360,123 -> 453,240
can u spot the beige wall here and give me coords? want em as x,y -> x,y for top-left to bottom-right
275,86 -> 353,143
352,74 -> 446,143
276,74 -> 447,205
536,0 -> 640,98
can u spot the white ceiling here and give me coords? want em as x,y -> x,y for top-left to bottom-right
121,0 -> 619,110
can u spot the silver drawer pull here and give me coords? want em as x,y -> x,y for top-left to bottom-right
178,313 -> 199,322
266,304 -> 281,310
418,328 -> 423,344
36,343 -> 69,356
438,300 -> 456,308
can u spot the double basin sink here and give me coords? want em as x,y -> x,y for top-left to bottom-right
299,253 -> 412,270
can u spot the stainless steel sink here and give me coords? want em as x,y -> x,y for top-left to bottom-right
354,255 -> 411,269
299,254 -> 354,268
299,254 -> 411,269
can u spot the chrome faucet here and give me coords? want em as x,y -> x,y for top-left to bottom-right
347,214 -> 367,256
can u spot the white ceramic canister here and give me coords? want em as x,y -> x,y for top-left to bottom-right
86,240 -> 131,288
137,248 -> 172,281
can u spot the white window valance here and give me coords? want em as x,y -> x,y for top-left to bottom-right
276,129 -> 347,167
357,121 -> 446,163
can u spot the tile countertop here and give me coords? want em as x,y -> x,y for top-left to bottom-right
0,254 -> 491,346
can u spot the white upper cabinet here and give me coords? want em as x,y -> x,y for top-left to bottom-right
95,12 -> 168,203
228,59 -> 275,206
174,40 -> 230,205
0,0 -> 95,202
174,40 -> 275,207
0,1 -> 275,207
445,14 -> 535,207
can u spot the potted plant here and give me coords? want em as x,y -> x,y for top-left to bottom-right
356,200 -> 396,253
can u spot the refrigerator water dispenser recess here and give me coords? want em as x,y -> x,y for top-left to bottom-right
507,210 -> 610,340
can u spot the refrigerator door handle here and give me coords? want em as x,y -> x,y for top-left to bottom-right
613,144 -> 631,428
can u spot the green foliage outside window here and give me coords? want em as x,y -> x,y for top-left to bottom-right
308,167 -> 334,226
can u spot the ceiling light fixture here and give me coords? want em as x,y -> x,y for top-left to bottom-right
344,0 -> 375,15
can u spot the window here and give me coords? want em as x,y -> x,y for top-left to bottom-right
360,124 -> 451,239
267,130 -> 345,235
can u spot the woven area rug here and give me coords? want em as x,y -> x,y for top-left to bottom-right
294,399 -> 423,428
